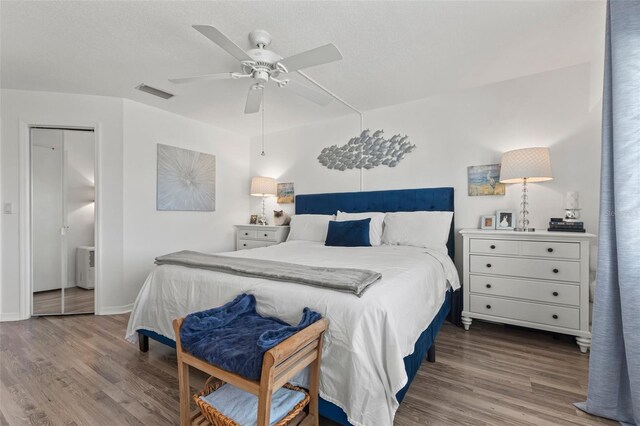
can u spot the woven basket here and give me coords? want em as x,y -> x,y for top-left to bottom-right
193,376 -> 310,426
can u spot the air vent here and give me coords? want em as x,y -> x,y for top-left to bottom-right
135,84 -> 174,99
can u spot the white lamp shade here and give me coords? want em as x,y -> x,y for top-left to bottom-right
250,176 -> 277,197
499,147 -> 553,183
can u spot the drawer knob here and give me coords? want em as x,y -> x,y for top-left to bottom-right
486,263 -> 492,268
486,284 -> 492,289
486,304 -> 492,309
552,291 -> 559,297
553,268 -> 559,274
490,245 -> 496,249
244,232 -> 249,236
243,243 -> 247,247
547,247 -> 554,253
264,233 -> 268,237
552,314 -> 559,319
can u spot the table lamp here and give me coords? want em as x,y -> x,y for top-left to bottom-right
250,176 -> 277,225
499,147 -> 553,232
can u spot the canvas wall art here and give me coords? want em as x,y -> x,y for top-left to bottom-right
277,182 -> 294,204
157,144 -> 216,211
467,164 -> 505,196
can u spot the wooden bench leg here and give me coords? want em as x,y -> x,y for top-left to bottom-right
138,333 -> 149,352
427,344 -> 436,363
178,357 -> 191,425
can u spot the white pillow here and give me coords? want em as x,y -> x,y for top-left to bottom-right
336,211 -> 386,246
287,214 -> 335,242
382,211 -> 453,253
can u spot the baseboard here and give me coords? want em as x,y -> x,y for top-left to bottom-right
0,312 -> 24,322
98,303 -> 133,315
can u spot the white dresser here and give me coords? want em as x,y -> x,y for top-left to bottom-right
459,229 -> 595,353
235,225 -> 289,250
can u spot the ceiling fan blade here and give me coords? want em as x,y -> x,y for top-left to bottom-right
245,86 -> 263,114
286,80 -> 332,106
193,25 -> 252,62
279,44 -> 342,72
169,72 -> 235,84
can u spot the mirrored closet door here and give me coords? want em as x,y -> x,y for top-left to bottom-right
31,127 -> 96,315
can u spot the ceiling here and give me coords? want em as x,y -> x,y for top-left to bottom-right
1,1 -> 605,137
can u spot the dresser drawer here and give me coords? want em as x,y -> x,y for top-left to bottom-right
469,275 -> 580,306
470,255 -> 580,282
237,239 -> 273,250
470,294 -> 579,329
237,229 -> 257,239
469,238 -> 519,255
255,230 -> 277,241
521,241 -> 580,259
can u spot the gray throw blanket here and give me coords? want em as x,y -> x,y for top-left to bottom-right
155,250 -> 382,297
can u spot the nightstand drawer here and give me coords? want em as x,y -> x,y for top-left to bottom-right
255,230 -> 277,241
237,239 -> 273,250
470,294 -> 579,329
469,275 -> 580,306
469,239 -> 519,255
521,241 -> 580,259
469,255 -> 580,282
238,229 -> 258,239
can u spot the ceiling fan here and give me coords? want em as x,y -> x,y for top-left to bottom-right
170,25 -> 343,113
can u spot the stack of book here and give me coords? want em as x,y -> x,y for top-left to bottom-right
548,218 -> 586,233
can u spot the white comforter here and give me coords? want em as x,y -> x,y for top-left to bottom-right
126,241 -> 459,426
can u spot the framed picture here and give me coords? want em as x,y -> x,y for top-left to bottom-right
467,164 -> 506,196
496,210 -> 515,230
277,182 -> 294,204
249,214 -> 258,225
480,215 -> 496,230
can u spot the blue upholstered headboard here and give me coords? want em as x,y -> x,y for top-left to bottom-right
295,187 -> 455,260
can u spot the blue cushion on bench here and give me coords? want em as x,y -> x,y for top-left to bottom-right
180,293 -> 322,380
200,383 -> 305,426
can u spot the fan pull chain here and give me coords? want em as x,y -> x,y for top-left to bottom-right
261,88 -> 266,156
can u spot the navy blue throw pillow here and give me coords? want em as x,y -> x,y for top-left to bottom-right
325,218 -> 372,247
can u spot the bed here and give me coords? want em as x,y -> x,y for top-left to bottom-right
126,187 -> 460,426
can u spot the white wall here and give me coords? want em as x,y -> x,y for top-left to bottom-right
121,100 -> 250,303
1,90 -> 124,319
1,90 -> 251,320
250,64 -> 602,269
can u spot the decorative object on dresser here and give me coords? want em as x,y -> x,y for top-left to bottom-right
156,144 -> 216,211
317,129 -> 416,171
273,210 -> 291,226
467,164 -> 506,196
235,224 -> 289,250
499,147 -> 553,232
277,182 -> 294,204
460,229 -> 595,353
548,218 -> 586,233
564,190 -> 581,222
496,210 -> 515,230
250,176 -> 277,225
250,214 -> 258,224
480,215 -> 496,230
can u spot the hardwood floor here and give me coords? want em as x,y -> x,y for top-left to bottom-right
0,314 -> 613,426
32,287 -> 94,315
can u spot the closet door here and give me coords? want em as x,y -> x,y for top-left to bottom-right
31,128 -> 96,316
32,128 -> 64,315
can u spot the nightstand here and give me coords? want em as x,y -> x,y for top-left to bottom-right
459,229 -> 596,353
235,225 -> 289,250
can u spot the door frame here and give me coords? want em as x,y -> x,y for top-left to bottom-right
19,120 -> 102,318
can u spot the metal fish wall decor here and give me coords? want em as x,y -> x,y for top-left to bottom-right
317,129 -> 416,171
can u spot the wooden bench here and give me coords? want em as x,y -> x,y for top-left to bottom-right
173,317 -> 329,426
